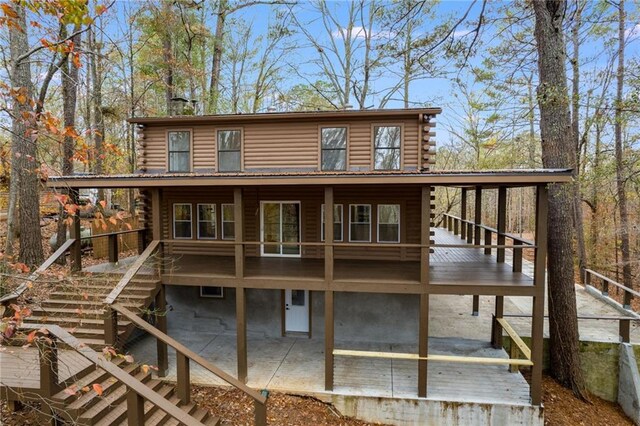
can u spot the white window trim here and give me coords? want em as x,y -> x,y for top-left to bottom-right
259,201 -> 302,258
373,125 -> 402,171
321,204 -> 344,242
349,204 -> 371,243
217,128 -> 243,172
221,203 -> 235,240
197,203 -> 217,240
167,130 -> 192,173
173,203 -> 192,240
377,204 -> 401,243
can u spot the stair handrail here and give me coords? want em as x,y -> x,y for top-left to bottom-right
17,323 -> 208,426
104,240 -> 160,305
111,302 -> 268,426
0,238 -> 76,308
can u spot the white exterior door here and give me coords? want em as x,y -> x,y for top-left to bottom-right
285,289 -> 309,333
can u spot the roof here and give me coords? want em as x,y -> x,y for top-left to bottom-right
46,169 -> 573,189
128,107 -> 442,125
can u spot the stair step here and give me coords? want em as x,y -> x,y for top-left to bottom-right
67,363 -> 140,412
52,358 -> 127,405
95,383 -> 173,426
49,292 -> 152,301
41,299 -> 141,307
77,369 -> 156,425
23,317 -> 132,328
64,328 -> 127,338
145,393 -> 197,426
55,286 -> 155,295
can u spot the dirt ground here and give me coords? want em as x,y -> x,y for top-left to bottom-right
1,375 -> 632,425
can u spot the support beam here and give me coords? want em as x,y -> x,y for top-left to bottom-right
126,388 -> 145,426
324,187 -> 334,285
497,187 -> 507,263
460,188 -> 467,240
69,188 -> 82,271
234,188 -> 244,279
474,186 -> 482,246
325,290 -> 334,391
492,296 -> 504,348
236,286 -> 248,383
530,184 -> 548,405
151,188 -> 163,274
419,186 -> 431,397
176,352 -> 190,404
155,284 -> 168,377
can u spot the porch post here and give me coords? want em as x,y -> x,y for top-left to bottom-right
530,184 -> 548,405
460,188 -> 467,240
236,286 -> 248,383
324,186 -> 334,391
324,290 -> 334,391
155,284 -> 168,377
69,188 -> 82,271
151,188 -> 163,276
496,187 -> 507,263
234,188 -> 244,279
418,186 -> 431,397
472,186 -> 482,316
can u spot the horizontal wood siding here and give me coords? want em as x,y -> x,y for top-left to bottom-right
160,185 -> 421,261
140,114 -> 421,172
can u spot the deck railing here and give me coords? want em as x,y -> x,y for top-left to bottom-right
8,324 -> 210,426
110,303 -> 268,426
585,268 -> 639,311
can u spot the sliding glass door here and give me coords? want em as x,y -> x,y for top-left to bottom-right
260,201 -> 301,257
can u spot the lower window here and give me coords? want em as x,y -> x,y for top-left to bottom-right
200,286 -> 224,298
377,204 -> 400,243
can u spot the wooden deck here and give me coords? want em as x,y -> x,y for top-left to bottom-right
0,347 -> 92,391
160,228 -> 534,295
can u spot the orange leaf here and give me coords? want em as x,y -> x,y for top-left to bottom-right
99,200 -> 106,209
92,383 -> 103,396
27,330 -> 37,343
64,385 -> 78,396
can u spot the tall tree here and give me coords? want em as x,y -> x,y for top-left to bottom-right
532,0 -> 587,399
614,0 -> 632,291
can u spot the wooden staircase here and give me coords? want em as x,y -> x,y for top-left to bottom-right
50,357 -> 220,426
23,273 -> 160,349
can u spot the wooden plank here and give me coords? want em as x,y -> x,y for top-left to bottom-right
325,187 -> 334,286
110,304 -> 266,404
104,240 -> 159,304
332,349 -> 533,366
418,293 -> 429,397
177,352 -> 191,404
325,290 -> 334,391
497,318 -> 531,360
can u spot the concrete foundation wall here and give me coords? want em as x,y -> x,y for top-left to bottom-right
166,286 -> 419,343
618,344 -> 640,425
332,394 -> 543,426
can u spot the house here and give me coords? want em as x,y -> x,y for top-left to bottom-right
43,108 -> 571,424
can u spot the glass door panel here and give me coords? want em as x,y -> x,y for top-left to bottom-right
261,201 -> 300,257
282,203 -> 300,255
262,203 -> 281,255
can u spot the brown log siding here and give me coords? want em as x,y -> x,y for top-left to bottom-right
141,117 -> 420,172
160,185 -> 421,261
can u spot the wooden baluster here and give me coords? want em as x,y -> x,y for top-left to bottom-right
176,352 -> 190,404
467,223 -> 474,244
155,285 -> 168,377
513,240 -> 523,273
460,188 -> 467,240
496,187 -> 507,263
108,234 -> 119,264
254,399 -> 267,426
484,229 -> 492,255
623,287 -> 632,309
38,337 -> 59,397
602,278 -> 609,296
126,388 -> 145,426
454,218 -> 459,236
509,337 -> 519,373
620,319 -> 631,343
104,307 -> 119,347
69,188 -> 82,272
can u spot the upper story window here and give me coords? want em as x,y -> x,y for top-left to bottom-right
377,204 -> 400,243
373,126 -> 401,170
168,131 -> 191,172
173,203 -> 192,239
218,129 -> 242,172
321,204 -> 344,242
221,204 -> 235,240
321,127 -> 347,171
197,203 -> 216,239
349,204 -> 371,242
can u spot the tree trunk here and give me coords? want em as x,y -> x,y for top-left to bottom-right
532,0 -> 587,399
570,2 -> 587,283
208,0 -> 227,114
614,0 -> 632,291
89,24 -> 105,201
9,3 -> 43,265
55,24 -> 81,258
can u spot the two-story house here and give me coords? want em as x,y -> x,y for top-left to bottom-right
46,108 -> 571,423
